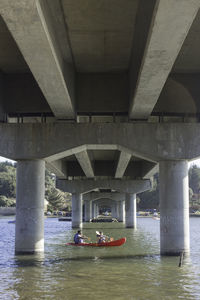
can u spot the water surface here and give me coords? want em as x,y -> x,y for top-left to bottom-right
0,217 -> 200,299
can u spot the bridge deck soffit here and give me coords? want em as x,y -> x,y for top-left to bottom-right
0,0 -> 75,118
129,0 -> 200,120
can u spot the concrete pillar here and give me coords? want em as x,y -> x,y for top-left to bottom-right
160,160 -> 190,255
92,202 -> 96,218
84,201 -> 91,222
118,201 -> 125,222
72,193 -> 82,228
111,203 -> 118,219
15,160 -> 45,254
96,204 -> 99,217
125,193 -> 137,228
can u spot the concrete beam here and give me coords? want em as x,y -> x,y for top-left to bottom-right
115,151 -> 131,178
57,179 -> 151,194
0,72 -> 5,122
75,150 -> 94,178
93,198 -> 115,207
129,0 -> 200,119
46,160 -> 67,179
0,0 -> 75,118
2,123 -> 200,162
83,192 -> 125,202
143,163 -> 159,179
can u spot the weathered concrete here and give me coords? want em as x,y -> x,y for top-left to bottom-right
125,193 -> 137,228
57,179 -> 151,194
46,160 -> 67,179
75,150 -> 94,178
83,192 -> 125,202
129,0 -> 200,119
115,151 -> 131,178
0,72 -> 5,122
159,160 -> 190,255
84,201 -> 92,222
118,201 -> 125,222
15,160 -> 45,254
111,203 -> 118,219
0,0 -> 75,118
1,123 -> 200,162
92,202 -> 97,219
72,193 -> 82,228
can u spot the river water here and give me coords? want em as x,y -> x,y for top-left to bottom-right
0,217 -> 200,300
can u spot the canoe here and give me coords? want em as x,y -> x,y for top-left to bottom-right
66,237 -> 126,247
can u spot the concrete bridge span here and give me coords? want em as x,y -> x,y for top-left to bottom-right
0,0 -> 200,255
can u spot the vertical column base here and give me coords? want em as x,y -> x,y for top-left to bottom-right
125,193 -> 136,228
72,193 -> 82,228
15,160 -> 45,254
160,160 -> 190,256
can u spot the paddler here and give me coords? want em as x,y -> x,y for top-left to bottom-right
74,230 -> 89,244
96,231 -> 108,243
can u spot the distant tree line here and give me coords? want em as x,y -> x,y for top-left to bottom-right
0,161 -> 71,211
0,161 -> 200,211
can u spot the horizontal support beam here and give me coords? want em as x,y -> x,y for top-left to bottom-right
83,192 -> 125,202
0,123 -> 200,162
57,179 -> 151,194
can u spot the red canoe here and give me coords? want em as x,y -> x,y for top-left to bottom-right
66,237 -> 126,247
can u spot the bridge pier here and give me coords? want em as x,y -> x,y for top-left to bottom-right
72,193 -> 83,228
84,201 -> 92,222
125,193 -> 137,228
15,160 -> 45,254
160,160 -> 190,255
92,202 -> 97,219
118,201 -> 125,222
111,202 -> 118,219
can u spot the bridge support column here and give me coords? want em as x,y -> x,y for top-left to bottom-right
96,204 -> 99,217
84,201 -> 91,222
118,201 -> 125,222
111,203 -> 118,219
92,202 -> 96,218
125,193 -> 137,228
15,160 -> 45,254
72,193 -> 82,228
160,160 -> 190,255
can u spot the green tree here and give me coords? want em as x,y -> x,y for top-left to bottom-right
47,187 -> 71,211
189,165 -> 200,194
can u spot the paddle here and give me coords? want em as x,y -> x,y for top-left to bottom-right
82,235 -> 91,241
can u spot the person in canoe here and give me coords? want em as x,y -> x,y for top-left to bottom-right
96,231 -> 108,243
74,230 -> 89,244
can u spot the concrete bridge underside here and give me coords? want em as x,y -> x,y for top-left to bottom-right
0,0 -> 200,255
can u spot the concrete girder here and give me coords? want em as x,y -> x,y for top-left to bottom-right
143,163 -> 159,179
83,192 -> 125,202
93,198 -> 115,209
56,179 -> 151,194
1,123 -> 200,162
115,151 -> 131,178
129,0 -> 200,119
75,150 -> 94,178
46,160 -> 67,179
0,0 -> 75,118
